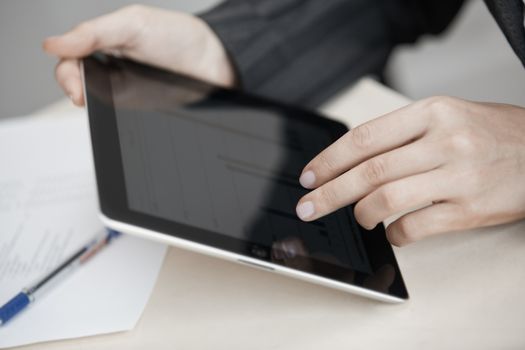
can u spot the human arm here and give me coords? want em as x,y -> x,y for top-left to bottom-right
200,0 -> 465,107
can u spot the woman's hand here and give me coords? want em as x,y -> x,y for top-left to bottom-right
296,96 -> 525,246
43,5 -> 235,106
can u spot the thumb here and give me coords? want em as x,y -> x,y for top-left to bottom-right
43,8 -> 139,58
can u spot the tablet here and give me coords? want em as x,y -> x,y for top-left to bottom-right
82,53 -> 408,303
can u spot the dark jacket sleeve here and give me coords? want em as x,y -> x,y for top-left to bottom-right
484,0 -> 525,68
200,0 -> 465,107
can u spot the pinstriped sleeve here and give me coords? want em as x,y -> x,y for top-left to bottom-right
200,0 -> 393,107
200,0 -> 464,107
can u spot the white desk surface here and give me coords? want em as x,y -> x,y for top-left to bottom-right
17,79 -> 525,349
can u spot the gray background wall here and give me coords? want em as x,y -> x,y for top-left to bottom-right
0,0 -> 523,119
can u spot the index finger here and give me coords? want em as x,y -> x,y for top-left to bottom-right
299,102 -> 429,189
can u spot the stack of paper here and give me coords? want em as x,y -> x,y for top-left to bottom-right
0,111 -> 167,348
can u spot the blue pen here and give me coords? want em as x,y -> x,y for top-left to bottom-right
0,228 -> 121,326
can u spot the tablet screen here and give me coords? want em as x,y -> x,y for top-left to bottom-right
84,54 -> 408,299
115,91 -> 372,273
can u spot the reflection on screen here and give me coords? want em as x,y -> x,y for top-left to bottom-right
112,75 -> 371,274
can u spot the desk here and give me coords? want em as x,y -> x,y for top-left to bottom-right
20,79 -> 525,349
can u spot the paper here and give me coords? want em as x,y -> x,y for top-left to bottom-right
0,112 -> 167,348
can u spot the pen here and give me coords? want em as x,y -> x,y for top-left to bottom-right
0,228 -> 121,326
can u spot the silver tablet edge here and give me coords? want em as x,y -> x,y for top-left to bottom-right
100,213 -> 406,304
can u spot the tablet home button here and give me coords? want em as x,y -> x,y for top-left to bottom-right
237,259 -> 275,272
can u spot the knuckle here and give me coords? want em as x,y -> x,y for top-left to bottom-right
378,185 -> 402,212
316,152 -> 340,175
353,203 -> 365,225
316,185 -> 341,209
353,201 -> 372,229
363,157 -> 386,185
447,131 -> 478,156
395,216 -> 419,244
423,96 -> 460,123
425,95 -> 457,111
54,62 -> 68,83
122,4 -> 147,14
386,228 -> 402,246
351,124 -> 374,149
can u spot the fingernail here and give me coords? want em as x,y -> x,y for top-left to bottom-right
299,170 -> 316,188
296,201 -> 315,220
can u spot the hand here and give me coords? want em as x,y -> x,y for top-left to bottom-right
296,96 -> 525,246
43,5 -> 235,106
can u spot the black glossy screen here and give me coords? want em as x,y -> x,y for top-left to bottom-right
83,53 -> 408,299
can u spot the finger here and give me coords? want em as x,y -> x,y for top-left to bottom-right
354,169 -> 452,229
295,140 -> 443,222
55,59 -> 84,106
299,103 -> 430,189
43,7 -> 138,58
385,202 -> 462,246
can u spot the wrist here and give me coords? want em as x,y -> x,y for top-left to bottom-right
194,16 -> 236,88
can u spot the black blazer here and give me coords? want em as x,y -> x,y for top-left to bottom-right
201,0 -> 525,107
